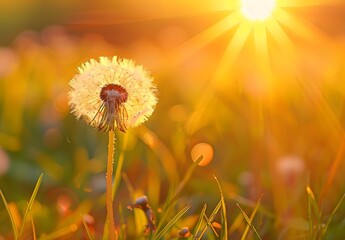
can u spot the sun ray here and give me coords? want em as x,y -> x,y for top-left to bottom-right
208,20 -> 254,94
172,11 -> 243,60
186,20 -> 253,134
265,17 -> 299,77
301,77 -> 344,141
274,8 -> 332,48
253,22 -> 269,67
266,18 -> 296,57
252,22 -> 275,95
279,0 -> 344,7
218,20 -> 253,66
272,8 -> 343,138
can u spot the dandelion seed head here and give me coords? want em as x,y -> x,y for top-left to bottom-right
69,56 -> 157,132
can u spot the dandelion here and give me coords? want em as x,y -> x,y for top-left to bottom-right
69,56 -> 157,132
68,56 -> 157,240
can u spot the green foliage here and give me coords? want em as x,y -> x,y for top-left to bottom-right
237,195 -> 263,240
0,190 -> 19,239
153,204 -> 191,240
19,173 -> 43,237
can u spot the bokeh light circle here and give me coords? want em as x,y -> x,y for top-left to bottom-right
191,142 -> 214,166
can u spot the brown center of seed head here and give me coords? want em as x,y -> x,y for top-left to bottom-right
100,84 -> 128,104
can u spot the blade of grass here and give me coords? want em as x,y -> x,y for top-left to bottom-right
203,213 -> 219,237
103,221 -> 109,240
0,190 -> 19,239
307,184 -> 321,238
189,204 -> 207,240
122,173 -> 147,236
153,204 -> 191,240
229,213 -> 243,234
154,180 -> 177,235
306,185 -> 321,221
136,126 -> 179,184
30,212 -> 36,240
173,155 -> 203,200
81,214 -> 95,240
323,194 -> 345,236
241,194 -> 263,240
214,176 -> 228,240
228,194 -> 275,219
206,200 -> 222,229
197,200 -> 222,240
237,203 -> 262,240
19,173 -> 43,237
118,203 -> 127,240
307,187 -> 313,240
155,156 -> 202,235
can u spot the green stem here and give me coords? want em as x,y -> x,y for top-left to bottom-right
106,130 -> 117,240
112,134 -> 128,199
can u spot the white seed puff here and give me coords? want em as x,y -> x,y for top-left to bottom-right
69,56 -> 157,132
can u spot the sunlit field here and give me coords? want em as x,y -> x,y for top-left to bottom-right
1,0 -> 345,239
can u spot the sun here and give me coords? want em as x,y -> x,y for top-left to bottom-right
241,0 -> 276,20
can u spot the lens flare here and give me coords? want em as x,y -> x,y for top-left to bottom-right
241,0 -> 276,20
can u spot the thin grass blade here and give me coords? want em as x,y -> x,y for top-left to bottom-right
307,184 -> 321,238
81,214 -> 95,240
323,194 -> 345,235
189,203 -> 207,240
203,213 -> 219,237
0,190 -> 19,239
153,204 -> 191,240
173,155 -> 203,200
197,200 -> 222,240
154,181 -> 177,235
241,194 -> 263,240
229,194 -> 275,218
155,156 -> 202,235
19,173 -> 43,237
307,188 -> 313,240
237,203 -> 262,240
306,185 -> 321,223
207,200 -> 222,226
136,126 -> 179,184
103,220 -> 109,240
214,175 -> 228,240
229,213 -> 243,234
30,212 -> 37,240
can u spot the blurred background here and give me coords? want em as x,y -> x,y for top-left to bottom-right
1,0 -> 345,239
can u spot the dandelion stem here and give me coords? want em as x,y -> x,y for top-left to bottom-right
107,130 -> 117,240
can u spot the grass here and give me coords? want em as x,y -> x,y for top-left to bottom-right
3,179 -> 342,239
1,173 -> 43,240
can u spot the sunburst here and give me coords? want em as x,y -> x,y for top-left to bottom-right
178,0 -> 344,206
179,0 -> 339,131
241,0 -> 276,20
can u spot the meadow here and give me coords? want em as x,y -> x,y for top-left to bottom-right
0,0 -> 345,239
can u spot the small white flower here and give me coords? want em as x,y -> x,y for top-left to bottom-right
69,56 -> 157,132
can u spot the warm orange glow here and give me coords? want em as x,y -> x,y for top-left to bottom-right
191,143 -> 214,166
241,0 -> 276,20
